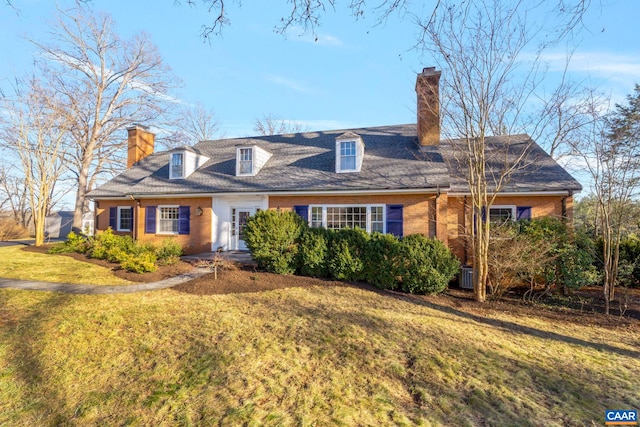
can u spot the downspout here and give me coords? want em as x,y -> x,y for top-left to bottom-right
129,195 -> 138,241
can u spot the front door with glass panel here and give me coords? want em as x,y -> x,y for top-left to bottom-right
231,208 -> 254,250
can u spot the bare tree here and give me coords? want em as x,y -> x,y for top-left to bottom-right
31,3 -> 179,231
417,0 -> 590,302
0,77 -> 69,246
253,114 -> 305,136
572,87 -> 640,315
178,0 -> 590,42
159,102 -> 221,149
0,166 -> 33,228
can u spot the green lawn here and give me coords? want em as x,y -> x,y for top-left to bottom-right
0,245 -> 132,285
0,283 -> 637,426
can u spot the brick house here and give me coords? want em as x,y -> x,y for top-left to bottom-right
88,68 -> 582,262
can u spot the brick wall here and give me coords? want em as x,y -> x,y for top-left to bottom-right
268,193 -> 442,238
95,197 -> 213,255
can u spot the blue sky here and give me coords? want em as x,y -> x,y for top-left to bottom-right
1,0 -> 639,141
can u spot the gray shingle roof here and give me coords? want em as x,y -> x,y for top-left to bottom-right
88,124 -> 581,198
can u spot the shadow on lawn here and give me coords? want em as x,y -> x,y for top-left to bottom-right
0,292 -> 72,424
384,290 -> 640,360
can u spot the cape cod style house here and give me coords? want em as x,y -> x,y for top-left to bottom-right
88,68 -> 582,263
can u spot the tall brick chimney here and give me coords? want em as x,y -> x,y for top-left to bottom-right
127,125 -> 155,168
416,67 -> 441,146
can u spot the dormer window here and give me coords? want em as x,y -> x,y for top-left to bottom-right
236,145 -> 272,177
170,152 -> 184,179
340,141 -> 356,171
169,149 -> 210,180
335,132 -> 364,173
239,148 -> 253,175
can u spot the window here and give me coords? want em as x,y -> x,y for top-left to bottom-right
340,141 -> 356,171
158,206 -> 180,234
170,153 -> 184,179
239,148 -> 253,175
370,206 -> 384,233
117,207 -> 132,232
309,205 -> 384,233
489,206 -> 516,224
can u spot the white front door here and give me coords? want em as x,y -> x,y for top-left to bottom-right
232,208 -> 254,251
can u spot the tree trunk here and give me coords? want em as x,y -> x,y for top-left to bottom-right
72,142 -> 95,230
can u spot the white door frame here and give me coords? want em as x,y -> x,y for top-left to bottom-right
232,207 -> 254,251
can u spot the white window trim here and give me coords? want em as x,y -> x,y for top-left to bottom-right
116,206 -> 132,232
489,205 -> 516,222
170,152 -> 185,179
236,147 -> 254,176
308,204 -> 385,233
157,205 -> 180,235
337,140 -> 358,173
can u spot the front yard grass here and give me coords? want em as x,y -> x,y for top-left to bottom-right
0,282 -> 638,426
0,245 -> 132,285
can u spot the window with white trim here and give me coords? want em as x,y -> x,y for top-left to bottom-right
489,205 -> 516,224
117,206 -> 132,232
158,206 -> 180,234
170,153 -> 184,179
239,148 -> 253,175
339,141 -> 357,171
309,205 -> 384,233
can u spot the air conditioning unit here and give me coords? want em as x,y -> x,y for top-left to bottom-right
459,266 -> 474,289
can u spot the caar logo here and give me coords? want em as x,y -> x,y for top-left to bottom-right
605,410 -> 638,425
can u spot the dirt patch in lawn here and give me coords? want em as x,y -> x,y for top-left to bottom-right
20,244 -> 193,283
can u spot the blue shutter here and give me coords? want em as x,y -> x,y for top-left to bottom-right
386,204 -> 403,237
146,206 -> 157,234
109,207 -> 116,230
293,205 -> 309,223
517,206 -> 532,220
178,206 -> 190,235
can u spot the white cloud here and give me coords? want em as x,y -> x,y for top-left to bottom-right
285,25 -> 343,46
264,74 -> 313,94
542,51 -> 640,80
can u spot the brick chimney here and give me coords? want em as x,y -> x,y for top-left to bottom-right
127,125 -> 155,168
416,67 -> 441,146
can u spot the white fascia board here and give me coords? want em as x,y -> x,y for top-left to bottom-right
447,191 -> 574,197
126,187 -> 446,199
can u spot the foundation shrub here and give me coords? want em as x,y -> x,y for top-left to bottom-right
156,238 -> 183,266
48,231 -> 90,254
363,232 -> 402,290
50,228 -> 179,273
297,227 -> 330,277
397,234 -> 460,295
244,210 -> 305,274
327,228 -> 369,281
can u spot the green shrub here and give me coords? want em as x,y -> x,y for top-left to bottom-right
156,238 -> 183,266
297,227 -> 330,277
363,232 -> 402,290
48,231 -> 90,254
244,210 -> 305,274
519,217 -> 596,290
120,251 -> 157,273
397,234 -> 460,295
327,228 -> 369,281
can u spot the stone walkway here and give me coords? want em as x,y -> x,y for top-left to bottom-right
0,267 -> 212,294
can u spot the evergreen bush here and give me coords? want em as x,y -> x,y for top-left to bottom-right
297,227 -> 330,277
243,210 -> 305,274
327,228 -> 369,281
397,234 -> 460,294
363,232 -> 402,290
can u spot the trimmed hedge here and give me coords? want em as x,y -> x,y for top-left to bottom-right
246,210 -> 460,294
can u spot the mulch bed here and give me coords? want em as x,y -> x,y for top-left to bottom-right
20,245 -> 640,327
21,245 -> 193,283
